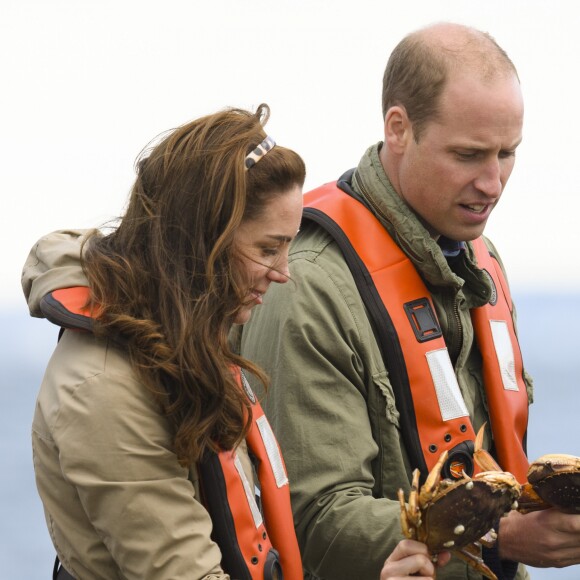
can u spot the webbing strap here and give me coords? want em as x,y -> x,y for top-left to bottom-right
303,184 -> 477,480
303,179 -> 529,482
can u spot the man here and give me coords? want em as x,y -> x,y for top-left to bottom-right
236,23 -> 580,580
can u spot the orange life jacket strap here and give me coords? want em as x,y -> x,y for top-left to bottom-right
470,239 -> 529,482
235,368 -> 304,580
199,368 -> 303,580
198,448 -> 278,580
304,183 -> 477,478
303,181 -> 529,482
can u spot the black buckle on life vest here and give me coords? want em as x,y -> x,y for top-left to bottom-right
404,298 -> 442,343
442,440 -> 475,479
264,548 -> 283,580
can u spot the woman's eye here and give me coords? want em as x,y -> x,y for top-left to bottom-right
261,248 -> 279,257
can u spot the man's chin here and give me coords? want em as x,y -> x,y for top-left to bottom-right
444,226 -> 487,243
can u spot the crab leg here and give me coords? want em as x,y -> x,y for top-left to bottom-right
397,487 -> 415,540
419,450 -> 448,503
398,468 -> 423,540
455,545 -> 498,580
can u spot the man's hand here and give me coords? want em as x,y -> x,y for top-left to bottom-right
499,508 -> 580,567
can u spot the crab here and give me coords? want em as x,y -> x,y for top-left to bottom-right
517,454 -> 580,514
471,424 -> 580,515
398,448 -> 521,580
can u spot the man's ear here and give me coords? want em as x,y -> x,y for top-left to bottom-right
384,106 -> 412,154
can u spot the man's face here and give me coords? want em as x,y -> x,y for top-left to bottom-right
393,72 -> 524,241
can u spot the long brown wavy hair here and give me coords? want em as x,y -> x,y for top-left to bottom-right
82,104 -> 306,465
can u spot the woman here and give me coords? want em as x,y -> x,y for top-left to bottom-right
23,104 -> 446,579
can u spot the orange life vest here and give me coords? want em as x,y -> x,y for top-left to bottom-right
40,287 -> 303,580
303,180 -> 530,483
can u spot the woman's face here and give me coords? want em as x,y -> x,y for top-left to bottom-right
233,185 -> 303,324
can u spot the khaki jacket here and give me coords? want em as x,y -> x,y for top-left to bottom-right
236,144 -> 533,580
23,230 -> 240,579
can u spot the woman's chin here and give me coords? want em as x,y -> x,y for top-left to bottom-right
233,306 -> 253,325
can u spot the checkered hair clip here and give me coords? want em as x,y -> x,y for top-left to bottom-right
244,136 -> 276,170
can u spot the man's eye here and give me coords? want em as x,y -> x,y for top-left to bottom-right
455,151 -> 478,160
499,150 -> 516,159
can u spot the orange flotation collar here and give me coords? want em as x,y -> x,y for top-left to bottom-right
303,180 -> 529,483
40,287 -> 303,579
198,367 -> 303,580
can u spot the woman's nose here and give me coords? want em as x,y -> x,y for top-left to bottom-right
267,263 -> 290,284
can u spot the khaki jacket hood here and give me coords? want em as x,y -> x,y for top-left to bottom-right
22,229 -> 92,318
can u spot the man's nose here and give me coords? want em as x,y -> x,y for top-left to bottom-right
474,158 -> 502,199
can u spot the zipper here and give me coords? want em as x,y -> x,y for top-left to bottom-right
447,291 -> 463,366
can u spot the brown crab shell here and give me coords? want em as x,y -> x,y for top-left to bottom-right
419,477 -> 520,553
528,454 -> 580,514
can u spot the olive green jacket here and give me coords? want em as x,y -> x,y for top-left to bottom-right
236,144 -> 533,580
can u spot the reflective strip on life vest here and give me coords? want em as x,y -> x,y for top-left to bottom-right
255,415 -> 289,488
234,453 -> 263,528
425,348 -> 470,421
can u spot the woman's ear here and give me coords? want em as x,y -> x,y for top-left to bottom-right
384,106 -> 412,154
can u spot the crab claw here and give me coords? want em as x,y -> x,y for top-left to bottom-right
517,483 -> 551,514
473,423 -> 503,473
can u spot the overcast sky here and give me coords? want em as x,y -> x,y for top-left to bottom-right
3,0 -> 580,311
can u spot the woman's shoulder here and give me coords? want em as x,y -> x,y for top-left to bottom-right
38,329 -> 167,440
42,329 -> 150,413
